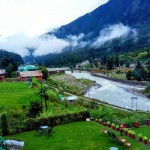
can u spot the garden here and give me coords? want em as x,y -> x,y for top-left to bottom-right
0,80 -> 89,136
93,107 -> 150,149
4,121 -> 150,150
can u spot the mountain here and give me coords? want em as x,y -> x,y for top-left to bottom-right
39,0 -> 150,66
48,0 -> 150,39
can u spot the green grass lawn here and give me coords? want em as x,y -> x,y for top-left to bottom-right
132,126 -> 150,139
0,82 -> 40,111
5,122 -> 150,150
112,73 -> 126,80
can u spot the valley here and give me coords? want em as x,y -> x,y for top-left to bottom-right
1,0 -> 150,149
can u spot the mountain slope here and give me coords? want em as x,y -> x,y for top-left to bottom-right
38,0 -> 150,66
48,0 -> 150,39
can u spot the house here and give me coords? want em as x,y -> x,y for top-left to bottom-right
18,65 -> 37,72
62,95 -> 78,104
20,70 -> 43,81
0,69 -> 5,81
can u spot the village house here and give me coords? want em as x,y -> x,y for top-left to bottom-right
0,69 -> 5,81
18,65 -> 37,72
20,70 -> 43,81
62,95 -> 78,104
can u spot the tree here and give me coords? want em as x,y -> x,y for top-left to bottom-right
114,56 -> 120,67
38,66 -> 48,79
5,63 -> 13,77
107,57 -> 114,70
1,113 -> 9,136
126,70 -> 133,80
27,101 -> 42,118
46,90 -> 59,102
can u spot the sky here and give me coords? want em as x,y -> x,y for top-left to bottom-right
0,0 -> 109,56
0,0 -> 108,36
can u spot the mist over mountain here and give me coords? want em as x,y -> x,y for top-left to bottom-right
48,0 -> 150,39
32,0 -> 150,65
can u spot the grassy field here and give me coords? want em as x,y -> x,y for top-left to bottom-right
132,126 -> 150,139
0,82 -> 40,111
109,73 -> 126,80
5,121 -> 150,150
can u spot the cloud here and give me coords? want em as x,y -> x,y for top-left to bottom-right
0,34 -> 69,56
66,33 -> 91,48
67,33 -> 85,47
92,23 -> 138,47
0,23 -> 138,57
0,33 -> 90,57
0,0 -> 108,36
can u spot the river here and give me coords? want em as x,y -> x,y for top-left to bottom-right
66,71 -> 150,111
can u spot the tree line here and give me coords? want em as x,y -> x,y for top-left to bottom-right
0,49 -> 23,77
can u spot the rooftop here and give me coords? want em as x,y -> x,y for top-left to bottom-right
0,69 -> 5,74
20,70 -> 43,77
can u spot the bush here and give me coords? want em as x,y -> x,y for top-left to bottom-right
111,123 -> 115,127
99,119 -> 102,123
32,77 -> 38,87
46,90 -> 59,102
27,101 -> 42,118
143,136 -> 148,141
124,128 -> 128,133
107,121 -> 111,125
7,111 -> 90,135
128,130 -> 132,134
138,133 -> 143,138
132,131 -> 136,136
1,113 -> 9,136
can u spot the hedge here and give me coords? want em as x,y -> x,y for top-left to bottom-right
4,111 -> 90,135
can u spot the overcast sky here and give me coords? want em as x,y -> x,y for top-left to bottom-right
0,0 -> 108,36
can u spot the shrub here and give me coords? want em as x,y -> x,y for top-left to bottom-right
124,128 -> 128,132
8,111 -> 90,135
143,136 -> 148,141
99,119 -> 102,123
128,130 -> 132,134
138,133 -> 143,138
111,123 -> 115,127
27,101 -> 42,118
107,121 -> 111,125
1,113 -> 9,136
132,131 -> 136,136
46,90 -> 59,102
95,119 -> 98,122
32,77 -> 38,87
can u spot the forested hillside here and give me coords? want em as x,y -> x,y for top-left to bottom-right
38,0 -> 150,66
0,49 -> 23,76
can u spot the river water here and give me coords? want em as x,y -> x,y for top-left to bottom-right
66,71 -> 150,111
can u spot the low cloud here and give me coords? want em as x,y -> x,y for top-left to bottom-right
92,23 -> 138,47
0,34 -> 69,56
66,33 -> 90,48
67,33 -> 85,47
0,23 -> 138,57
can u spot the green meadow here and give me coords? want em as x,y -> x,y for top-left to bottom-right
0,82 -> 40,111
5,121 -> 150,150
